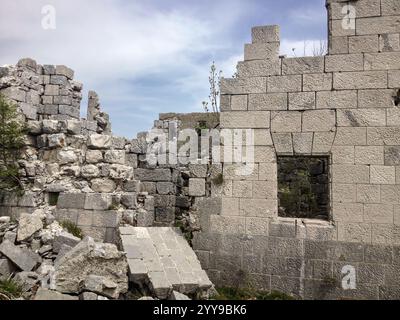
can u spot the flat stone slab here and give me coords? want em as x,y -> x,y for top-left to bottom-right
120,227 -> 213,299
0,240 -> 40,271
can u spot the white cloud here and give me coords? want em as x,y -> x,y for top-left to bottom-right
0,0 -> 249,136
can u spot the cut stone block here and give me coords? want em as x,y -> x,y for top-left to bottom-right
0,240 -> 40,271
120,227 -> 212,298
189,178 -> 206,196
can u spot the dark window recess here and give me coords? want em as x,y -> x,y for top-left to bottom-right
48,192 -> 60,206
278,156 -> 330,220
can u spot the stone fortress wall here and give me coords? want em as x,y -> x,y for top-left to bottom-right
192,0 -> 400,299
1,0 -> 400,300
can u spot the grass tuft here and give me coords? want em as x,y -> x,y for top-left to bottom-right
60,220 -> 83,239
0,278 -> 24,300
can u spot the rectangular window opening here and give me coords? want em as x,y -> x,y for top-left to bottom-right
278,156 -> 330,221
48,192 -> 60,206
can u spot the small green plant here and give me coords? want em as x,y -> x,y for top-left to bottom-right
60,220 -> 83,239
0,278 -> 24,300
212,173 -> 224,186
0,94 -> 26,191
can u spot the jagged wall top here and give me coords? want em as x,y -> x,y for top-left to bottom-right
0,58 -> 111,134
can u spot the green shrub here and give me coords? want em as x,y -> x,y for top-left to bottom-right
60,220 -> 83,239
0,278 -> 24,300
0,94 -> 26,191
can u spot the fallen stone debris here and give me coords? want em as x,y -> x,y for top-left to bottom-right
0,213 -> 214,300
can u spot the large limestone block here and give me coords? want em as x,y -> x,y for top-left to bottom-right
134,168 -> 172,182
267,75 -> 302,93
47,134 -> 66,148
220,111 -> 270,129
312,132 -> 335,154
379,34 -> 400,52
333,71 -> 388,90
248,93 -> 287,111
84,193 -> 112,210
230,95 -> 248,111
332,203 -> 364,223
316,90 -> 357,109
237,59 -> 281,77
364,204 -> 394,224
104,150 -> 126,165
334,127 -> 367,146
367,128 -> 400,145
355,146 -> 384,165
220,77 -> 267,95
56,65 -> 74,79
303,73 -> 333,91
57,193 -> 86,209
53,237 -> 128,296
239,199 -> 277,217
91,178 -> 116,193
282,57 -> 324,75
364,52 -> 400,70
358,89 -> 395,108
332,183 -> 357,203
330,0 -> 380,19
210,215 -> 246,234
332,146 -> 355,164
349,35 -> 379,53
289,92 -> 316,110
293,132 -> 313,154
329,36 -> 349,55
357,184 -> 381,203
244,42 -> 280,61
337,109 -> 386,127
302,110 -> 336,132
17,213 -> 43,242
272,133 -> 293,155
370,165 -> 396,184
332,164 -> 370,184
189,178 -> 206,197
271,111 -> 302,133
53,231 -> 81,253
0,240 -> 40,271
86,150 -> 103,163
88,134 -> 112,149
83,274 -> 120,299
251,25 -> 279,43
81,164 -> 100,178
325,54 -> 364,72
381,0 -> 400,16
357,16 -> 400,36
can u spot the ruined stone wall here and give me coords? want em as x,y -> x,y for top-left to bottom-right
0,59 -> 157,242
193,0 -> 400,299
0,61 -> 218,243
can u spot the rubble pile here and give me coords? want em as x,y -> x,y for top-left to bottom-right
0,213 -> 214,300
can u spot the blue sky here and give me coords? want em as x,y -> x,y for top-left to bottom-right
0,0 -> 327,138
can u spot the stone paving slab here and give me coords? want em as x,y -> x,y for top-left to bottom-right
119,227 -> 213,299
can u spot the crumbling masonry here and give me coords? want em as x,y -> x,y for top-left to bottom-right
1,0 -> 400,300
